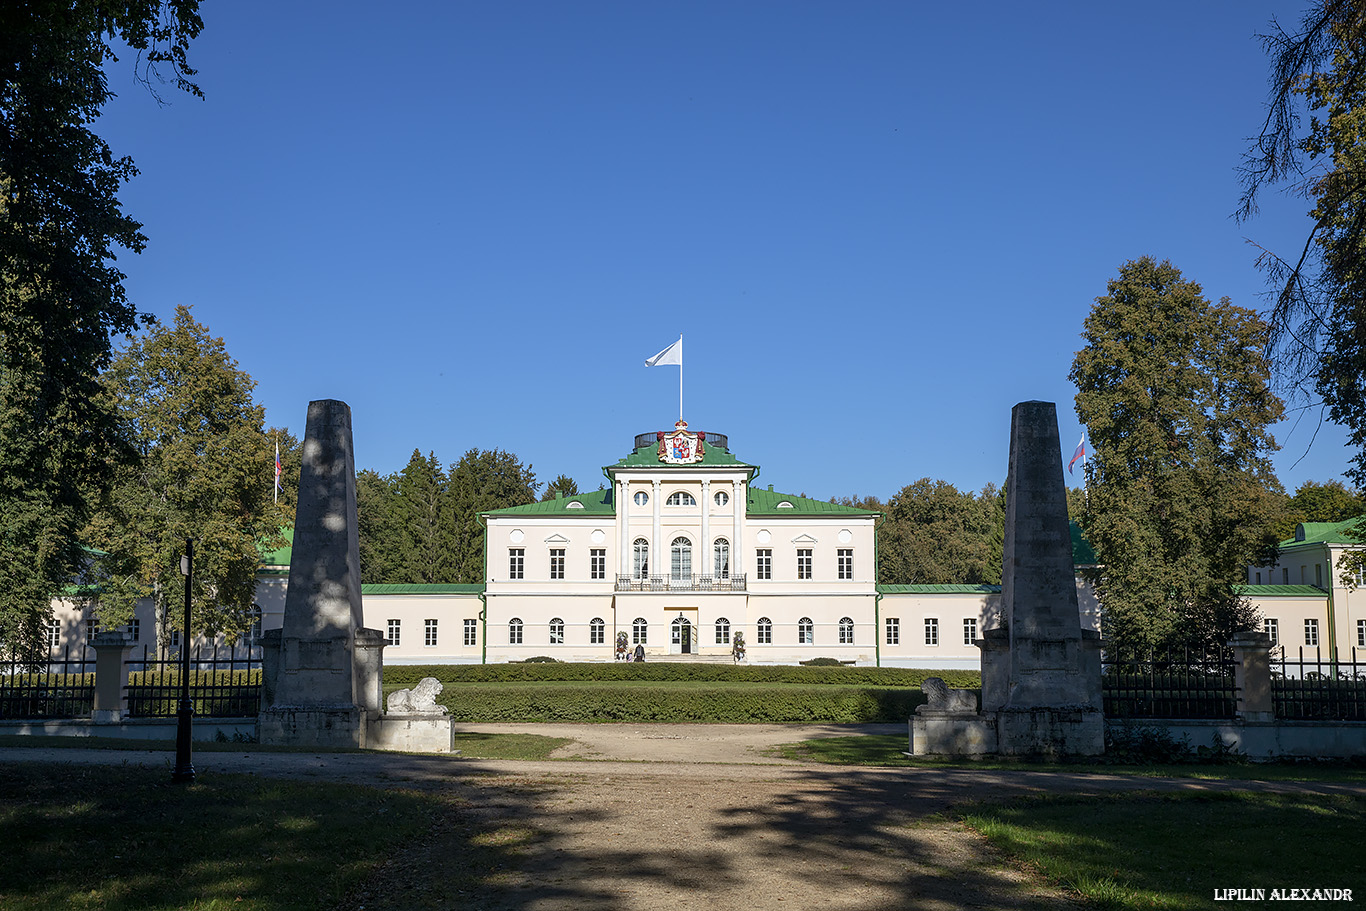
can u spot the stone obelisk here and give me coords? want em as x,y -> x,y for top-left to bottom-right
981,401 -> 1104,755
259,400 -> 385,748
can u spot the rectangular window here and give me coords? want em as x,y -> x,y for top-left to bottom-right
128,618 -> 140,643
1305,618 -> 1319,647
86,617 -> 99,643
837,549 -> 853,580
963,618 -> 978,645
549,548 -> 565,580
46,619 -> 61,649
796,549 -> 813,580
509,548 -> 524,580
1356,563 -> 1366,586
169,629 -> 180,649
1358,619 -> 1366,648
1255,571 -> 1262,585
590,548 -> 606,580
1316,563 -> 1324,588
885,618 -> 899,646
425,619 -> 438,648
464,619 -> 477,647
1264,618 -> 1279,646
924,618 -> 939,646
387,619 -> 401,646
756,549 -> 772,580
1283,567 -> 1290,585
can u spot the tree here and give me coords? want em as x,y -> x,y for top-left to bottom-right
447,449 -> 538,583
82,306 -> 285,648
541,474 -> 580,501
1272,479 -> 1366,540
1071,258 -> 1286,653
1239,2 -> 1366,487
356,469 -> 402,584
0,3 -> 202,652
392,450 -> 457,584
878,479 -> 1002,585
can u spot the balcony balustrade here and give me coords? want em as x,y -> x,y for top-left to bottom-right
614,573 -> 747,593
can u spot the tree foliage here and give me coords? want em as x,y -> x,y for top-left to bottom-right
448,449 -> 538,584
874,481 -> 1004,585
541,474 -> 580,501
1272,479 -> 1366,540
1071,258 -> 1286,653
1239,1 -> 1366,486
0,2 -> 202,652
82,307 -> 287,646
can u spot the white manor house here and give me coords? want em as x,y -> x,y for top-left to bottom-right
46,422 -> 1366,668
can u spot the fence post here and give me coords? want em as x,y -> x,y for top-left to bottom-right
1228,631 -> 1274,723
91,631 -> 133,723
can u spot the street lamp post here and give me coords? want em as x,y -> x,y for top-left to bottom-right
172,538 -> 196,783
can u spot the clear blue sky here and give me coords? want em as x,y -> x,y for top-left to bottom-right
97,1 -> 1352,502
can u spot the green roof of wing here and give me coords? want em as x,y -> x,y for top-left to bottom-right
361,583 -> 485,595
1234,584 -> 1327,597
1070,522 -> 1096,565
261,526 -> 293,567
1280,517 -> 1365,548
878,583 -> 1002,594
483,487 -> 615,517
746,487 -> 878,516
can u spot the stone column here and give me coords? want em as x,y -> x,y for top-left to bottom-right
733,480 -> 744,580
992,401 -> 1104,756
260,399 -> 385,748
91,631 -> 133,724
1229,631 -> 1275,723
618,478 -> 630,577
651,479 -> 662,580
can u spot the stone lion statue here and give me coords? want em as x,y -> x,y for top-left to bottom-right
919,676 -> 977,714
386,676 -> 448,715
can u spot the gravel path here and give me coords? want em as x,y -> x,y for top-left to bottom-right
3,724 -> 1362,911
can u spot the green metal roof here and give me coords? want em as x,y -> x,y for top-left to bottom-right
878,583 -> 1002,595
361,583 -> 485,595
261,526 -> 293,567
483,487 -> 616,517
612,442 -> 756,470
746,486 -> 878,516
1234,584 -> 1327,597
1070,522 -> 1096,565
1280,516 -> 1364,548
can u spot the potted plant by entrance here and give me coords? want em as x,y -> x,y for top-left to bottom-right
731,631 -> 746,664
615,631 -> 629,661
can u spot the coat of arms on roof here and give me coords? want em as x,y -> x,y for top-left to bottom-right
657,420 -> 705,464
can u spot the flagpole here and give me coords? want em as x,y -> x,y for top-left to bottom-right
678,334 -> 683,422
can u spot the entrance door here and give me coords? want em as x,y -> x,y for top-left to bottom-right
671,617 -> 693,654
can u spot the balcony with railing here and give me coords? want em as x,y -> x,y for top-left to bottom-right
615,573 -> 747,593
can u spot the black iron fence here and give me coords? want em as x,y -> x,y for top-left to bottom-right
1273,647 -> 1366,721
1102,648 -> 1238,719
0,646 -> 95,719
125,645 -> 262,717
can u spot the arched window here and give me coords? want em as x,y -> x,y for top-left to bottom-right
756,617 -> 772,645
798,617 -> 814,644
632,617 -> 648,645
666,491 -> 696,506
633,538 -> 650,579
839,616 -> 854,644
589,617 -> 605,645
715,617 -> 731,644
713,538 -> 730,579
509,618 -> 523,645
671,536 -> 692,580
549,617 -> 564,644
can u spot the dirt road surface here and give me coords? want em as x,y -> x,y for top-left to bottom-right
3,724 -> 1360,910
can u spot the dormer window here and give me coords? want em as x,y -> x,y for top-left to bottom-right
566,501 -> 584,509
666,492 -> 696,506
776,501 -> 794,509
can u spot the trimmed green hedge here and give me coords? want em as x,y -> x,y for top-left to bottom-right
386,663 -> 980,688
434,683 -> 928,723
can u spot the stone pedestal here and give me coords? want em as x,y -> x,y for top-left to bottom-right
91,632 -> 132,724
1230,631 -> 1275,723
368,716 -> 456,753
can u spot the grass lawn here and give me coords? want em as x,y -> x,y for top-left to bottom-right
0,762 -> 449,911
771,733 -> 1366,781
959,791 -> 1366,909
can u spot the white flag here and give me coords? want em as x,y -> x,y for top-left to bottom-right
645,337 -> 683,367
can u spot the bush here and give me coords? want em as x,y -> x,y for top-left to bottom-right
385,662 -> 979,689
434,683 -> 926,723
518,656 -> 560,663
800,657 -> 845,666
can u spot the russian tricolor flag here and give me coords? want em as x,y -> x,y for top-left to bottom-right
1068,435 -> 1086,475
